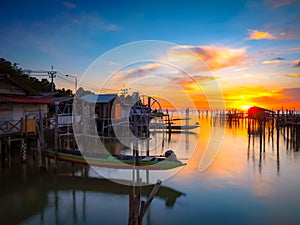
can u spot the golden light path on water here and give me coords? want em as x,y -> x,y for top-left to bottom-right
173,115 -> 300,203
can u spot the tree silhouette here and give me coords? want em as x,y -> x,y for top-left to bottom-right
0,58 -> 73,96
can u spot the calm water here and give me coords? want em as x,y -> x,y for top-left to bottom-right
1,115 -> 300,225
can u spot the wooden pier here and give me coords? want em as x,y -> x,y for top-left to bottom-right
0,116 -> 39,167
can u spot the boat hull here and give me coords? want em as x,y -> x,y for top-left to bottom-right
45,151 -> 185,170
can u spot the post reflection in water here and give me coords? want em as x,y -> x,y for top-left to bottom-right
1,113 -> 300,225
246,116 -> 299,175
0,162 -> 185,225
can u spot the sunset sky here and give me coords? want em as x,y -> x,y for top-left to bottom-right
0,0 -> 299,110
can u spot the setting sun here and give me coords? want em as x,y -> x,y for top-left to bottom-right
241,105 -> 251,110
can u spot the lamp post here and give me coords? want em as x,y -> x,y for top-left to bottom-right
66,74 -> 78,93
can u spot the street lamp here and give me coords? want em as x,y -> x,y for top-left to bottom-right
66,74 -> 78,93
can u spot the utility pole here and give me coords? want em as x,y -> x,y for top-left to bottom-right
48,66 -> 57,92
23,66 -> 57,92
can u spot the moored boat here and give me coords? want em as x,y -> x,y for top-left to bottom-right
45,150 -> 185,170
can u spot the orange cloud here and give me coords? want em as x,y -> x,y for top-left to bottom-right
286,73 -> 300,77
111,45 -> 248,87
171,74 -> 218,91
113,63 -> 161,80
246,30 -> 277,40
167,45 -> 248,71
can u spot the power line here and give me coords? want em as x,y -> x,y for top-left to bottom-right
24,68 -> 106,93
23,66 -> 57,92
56,76 -> 75,90
56,74 -> 74,84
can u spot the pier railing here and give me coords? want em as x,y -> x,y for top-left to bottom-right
0,118 -> 36,136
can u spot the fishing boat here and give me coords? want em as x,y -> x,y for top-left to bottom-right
150,122 -> 200,130
168,123 -> 200,130
45,149 -> 185,170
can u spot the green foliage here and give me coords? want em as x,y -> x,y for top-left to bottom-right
56,88 -> 73,97
0,58 -> 23,76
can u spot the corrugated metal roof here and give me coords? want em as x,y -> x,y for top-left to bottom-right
0,96 -> 54,104
81,94 -> 117,104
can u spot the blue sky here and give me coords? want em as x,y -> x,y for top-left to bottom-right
0,0 -> 299,109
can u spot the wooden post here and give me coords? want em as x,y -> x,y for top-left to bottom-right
146,97 -> 151,156
129,185 -> 135,225
166,109 -> 171,141
20,117 -> 24,134
54,102 -> 59,170
0,138 -> 4,167
247,130 -> 251,161
185,108 -> 189,131
25,114 -> 28,136
67,104 -> 70,150
296,118 -> 299,151
7,137 -> 11,168
133,107 -> 140,166
138,180 -> 162,224
286,122 -> 289,150
276,122 -> 280,174
81,100 -> 87,151
72,189 -> 78,224
54,189 -> 59,225
133,194 -> 140,225
263,120 -> 266,152
38,106 -> 46,171
259,120 -> 263,174
82,190 -> 86,223
20,138 -> 24,162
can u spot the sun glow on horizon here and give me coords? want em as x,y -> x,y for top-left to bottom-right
229,100 -> 254,111
241,105 -> 252,110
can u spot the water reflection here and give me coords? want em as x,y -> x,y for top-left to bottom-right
1,114 -> 300,225
0,162 -> 184,225
196,115 -> 299,175
246,118 -> 299,175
